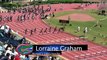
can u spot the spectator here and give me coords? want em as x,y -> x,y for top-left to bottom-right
14,54 -> 20,60
0,52 -> 5,59
3,43 -> 8,49
0,45 -> 5,55
1,53 -> 10,60
11,55 -> 15,60
20,54 -> 25,60
25,55 -> 30,60
32,57 -> 36,60
11,47 -> 18,56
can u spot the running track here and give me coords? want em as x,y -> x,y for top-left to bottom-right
0,3 -> 107,60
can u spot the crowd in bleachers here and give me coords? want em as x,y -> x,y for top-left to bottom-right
0,25 -> 28,46
0,24 -> 61,60
0,41 -> 60,60
0,24 -> 29,60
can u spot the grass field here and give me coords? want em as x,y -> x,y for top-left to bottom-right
45,9 -> 107,46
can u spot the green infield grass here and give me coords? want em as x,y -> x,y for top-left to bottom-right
45,9 -> 107,46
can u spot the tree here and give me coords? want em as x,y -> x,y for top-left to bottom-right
3,0 -> 9,2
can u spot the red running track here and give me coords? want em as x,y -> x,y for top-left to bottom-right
0,3 -> 107,60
